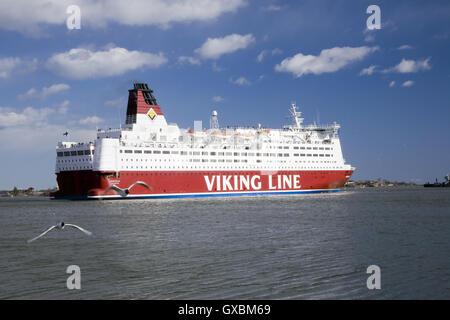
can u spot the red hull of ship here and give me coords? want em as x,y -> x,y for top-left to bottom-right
52,169 -> 354,200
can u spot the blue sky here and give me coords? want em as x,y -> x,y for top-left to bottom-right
0,0 -> 449,189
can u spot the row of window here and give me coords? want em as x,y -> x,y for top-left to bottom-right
57,147 -> 334,157
59,166 -> 92,170
121,153 -> 333,163
58,159 -> 91,163
59,165 -> 343,171
57,150 -> 93,157
121,150 -> 334,157
276,146 -> 332,150
118,171 -> 340,176
119,166 -> 342,170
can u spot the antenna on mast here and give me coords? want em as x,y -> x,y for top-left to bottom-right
289,102 -> 304,128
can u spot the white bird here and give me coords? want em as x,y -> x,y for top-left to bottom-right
102,181 -> 152,197
27,222 -> 92,243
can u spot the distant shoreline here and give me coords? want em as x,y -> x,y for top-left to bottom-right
0,180 -> 425,198
0,187 -> 57,198
345,180 -> 419,188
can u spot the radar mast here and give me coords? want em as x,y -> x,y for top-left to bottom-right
289,102 -> 304,128
210,110 -> 219,130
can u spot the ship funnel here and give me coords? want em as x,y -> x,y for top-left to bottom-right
125,83 -> 164,124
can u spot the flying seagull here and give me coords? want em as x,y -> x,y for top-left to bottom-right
63,131 -> 69,136
27,222 -> 92,243
102,181 -> 152,197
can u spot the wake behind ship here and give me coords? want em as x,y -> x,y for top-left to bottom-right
52,83 -> 354,200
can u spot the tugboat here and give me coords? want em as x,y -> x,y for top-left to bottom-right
424,174 -> 450,188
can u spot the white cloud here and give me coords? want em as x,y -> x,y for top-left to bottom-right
363,20 -> 396,43
272,48 -> 283,55
79,116 -> 103,125
364,33 -> 376,43
212,96 -> 224,102
0,124 -> 94,152
401,80 -> 414,87
18,89 -> 37,100
0,57 -> 38,78
397,45 -> 413,50
0,126 -> 95,155
93,0 -> 246,28
58,100 -> 70,114
229,76 -> 251,86
389,81 -> 396,87
18,83 -> 70,101
0,105 -> 97,155
0,58 -> 22,78
43,84 -> 70,97
275,46 -> 378,78
263,5 -> 282,11
257,48 -> 283,63
257,51 -> 266,63
46,47 -> 167,79
0,0 -> 246,35
0,106 -> 52,128
359,65 -> 377,76
178,56 -> 201,65
104,97 -> 126,108
211,62 -> 224,72
383,58 -> 431,73
195,33 -> 255,59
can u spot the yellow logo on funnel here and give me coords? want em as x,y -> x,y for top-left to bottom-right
147,108 -> 157,120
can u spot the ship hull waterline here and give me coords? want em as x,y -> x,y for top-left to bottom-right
51,169 -> 354,200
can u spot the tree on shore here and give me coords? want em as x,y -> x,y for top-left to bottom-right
12,187 -> 19,196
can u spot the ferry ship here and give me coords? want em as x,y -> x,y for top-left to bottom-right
52,83 -> 354,200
